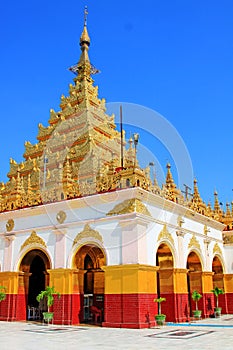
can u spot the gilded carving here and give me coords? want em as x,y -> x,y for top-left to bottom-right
20,231 -> 47,251
107,199 -> 151,217
204,225 -> 210,235
223,233 -> 233,245
188,235 -> 201,251
177,216 -> 184,228
158,224 -> 174,245
73,224 -> 103,246
6,219 -> 14,232
213,243 -> 222,255
56,210 -> 67,224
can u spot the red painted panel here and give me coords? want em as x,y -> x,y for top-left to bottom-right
53,294 -> 81,325
226,293 -> 233,313
0,294 -> 17,321
103,294 -> 156,328
174,293 -> 189,322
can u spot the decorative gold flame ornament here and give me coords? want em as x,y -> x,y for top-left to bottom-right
6,219 -> 14,232
56,211 -> 67,224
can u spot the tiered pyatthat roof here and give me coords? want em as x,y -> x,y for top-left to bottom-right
0,9 -> 232,231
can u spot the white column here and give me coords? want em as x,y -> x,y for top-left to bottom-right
120,216 -> 149,265
3,234 -> 15,271
53,228 -> 67,268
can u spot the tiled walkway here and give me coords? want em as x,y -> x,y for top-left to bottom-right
1,315 -> 233,350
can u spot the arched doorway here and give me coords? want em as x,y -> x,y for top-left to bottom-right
186,251 -> 203,318
73,244 -> 106,324
19,249 -> 51,320
156,243 -> 174,321
212,255 -> 224,288
212,255 -> 226,313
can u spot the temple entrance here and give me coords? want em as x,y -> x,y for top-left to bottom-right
74,244 -> 105,325
19,249 -> 50,320
212,256 -> 224,289
156,243 -> 174,321
186,251 -> 203,318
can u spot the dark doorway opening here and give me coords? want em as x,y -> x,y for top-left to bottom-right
28,255 -> 45,307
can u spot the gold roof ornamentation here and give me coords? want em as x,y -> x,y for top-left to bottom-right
107,198 -> 151,217
20,231 -> 47,251
73,224 -> 103,246
223,233 -> 233,244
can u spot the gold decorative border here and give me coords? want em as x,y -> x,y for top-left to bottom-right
107,198 -> 151,216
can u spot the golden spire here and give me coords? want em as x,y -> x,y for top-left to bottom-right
193,179 -> 201,202
226,202 -> 231,217
80,6 -> 90,47
165,163 -> 174,185
214,190 -> 221,212
78,6 -> 91,69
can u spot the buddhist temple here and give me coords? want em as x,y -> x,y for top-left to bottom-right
0,9 -> 233,328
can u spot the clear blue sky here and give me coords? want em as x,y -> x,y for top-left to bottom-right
1,0 -> 233,208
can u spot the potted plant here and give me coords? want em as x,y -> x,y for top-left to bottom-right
154,297 -> 166,325
0,286 -> 6,303
211,286 -> 224,317
191,290 -> 202,319
36,286 -> 60,323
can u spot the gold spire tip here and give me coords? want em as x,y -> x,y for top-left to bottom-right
84,6 -> 88,26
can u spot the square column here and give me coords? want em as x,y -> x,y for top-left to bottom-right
0,271 -> 25,321
202,271 -> 214,317
224,274 -> 233,313
102,264 -> 158,329
48,268 -> 83,325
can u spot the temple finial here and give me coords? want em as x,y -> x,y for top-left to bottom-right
84,6 -> 88,27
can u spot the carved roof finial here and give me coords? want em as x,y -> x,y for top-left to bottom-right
84,5 -> 88,27
80,6 -> 90,47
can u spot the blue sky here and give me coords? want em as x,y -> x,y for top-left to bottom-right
1,0 -> 233,208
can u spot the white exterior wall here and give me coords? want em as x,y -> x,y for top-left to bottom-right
0,187 -> 230,274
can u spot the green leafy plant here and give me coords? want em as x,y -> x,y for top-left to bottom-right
211,286 -> 224,309
36,286 -> 61,323
0,286 -> 6,302
192,290 -> 202,311
154,297 -> 166,325
154,297 -> 166,315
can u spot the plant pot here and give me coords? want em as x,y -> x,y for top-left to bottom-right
193,310 -> 202,319
214,307 -> 222,318
155,314 -> 166,326
43,312 -> 54,322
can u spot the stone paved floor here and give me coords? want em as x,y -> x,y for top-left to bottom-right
1,315 -> 233,350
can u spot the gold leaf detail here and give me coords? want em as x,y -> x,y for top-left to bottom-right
56,210 -> 66,224
213,243 -> 222,255
107,198 -> 151,216
188,235 -> 201,250
21,231 -> 47,251
73,224 -> 103,247
6,219 -> 14,232
157,224 -> 174,245
223,233 -> 233,245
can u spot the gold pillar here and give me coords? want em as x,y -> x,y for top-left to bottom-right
47,269 -> 81,294
224,274 -> 233,293
102,264 -> 158,294
202,271 -> 214,293
173,268 -> 189,294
